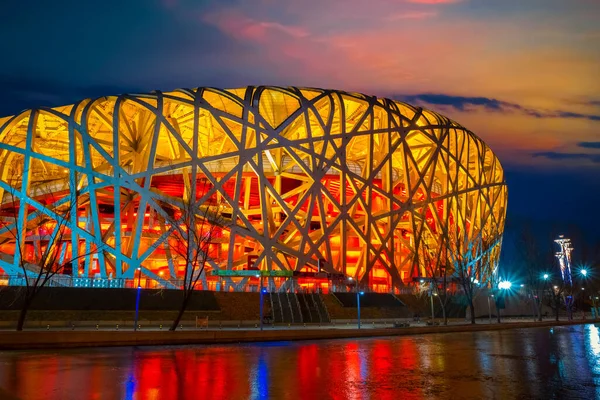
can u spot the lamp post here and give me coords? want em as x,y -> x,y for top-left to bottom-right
487,294 -> 493,324
430,290 -> 435,323
580,287 -> 586,320
259,287 -> 267,331
540,273 -> 550,321
498,280 -> 512,323
580,268 -> 588,320
134,267 -> 142,331
357,290 -> 364,329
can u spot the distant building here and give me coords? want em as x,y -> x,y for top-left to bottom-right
0,86 -> 507,292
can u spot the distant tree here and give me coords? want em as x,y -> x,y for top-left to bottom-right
155,188 -> 227,331
577,238 -> 600,304
516,226 -> 553,321
448,228 -> 501,325
1,169 -> 101,330
417,237 -> 453,325
487,266 -> 503,323
544,273 -> 569,322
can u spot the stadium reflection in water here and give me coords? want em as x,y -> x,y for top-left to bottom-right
0,325 -> 599,399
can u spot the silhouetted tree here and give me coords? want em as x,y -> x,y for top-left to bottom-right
1,169 -> 101,330
516,226 -> 554,321
448,229 -> 501,325
155,190 -> 227,331
417,237 -> 453,325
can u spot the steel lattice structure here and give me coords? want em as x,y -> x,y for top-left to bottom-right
0,86 -> 507,291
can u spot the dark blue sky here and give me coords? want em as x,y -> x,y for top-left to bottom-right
1,0 -> 599,266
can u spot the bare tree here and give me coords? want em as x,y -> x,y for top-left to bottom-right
448,229 -> 500,324
487,266 -> 502,323
417,237 -> 453,325
517,226 -> 554,321
155,190 -> 227,331
544,274 -> 568,322
1,169 -> 100,330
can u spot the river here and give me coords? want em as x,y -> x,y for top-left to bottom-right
0,324 -> 599,399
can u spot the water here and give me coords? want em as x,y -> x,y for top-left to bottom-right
0,325 -> 599,399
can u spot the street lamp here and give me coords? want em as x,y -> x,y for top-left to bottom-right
487,294 -> 494,324
543,274 -> 549,280
497,281 -> 512,323
134,267 -> 142,331
498,281 -> 512,290
357,291 -> 364,329
259,287 -> 267,331
579,268 -> 590,319
431,292 -> 438,324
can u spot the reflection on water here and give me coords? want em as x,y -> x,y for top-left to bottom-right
0,325 -> 599,399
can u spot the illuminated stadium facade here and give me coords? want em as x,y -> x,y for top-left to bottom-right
0,86 -> 507,292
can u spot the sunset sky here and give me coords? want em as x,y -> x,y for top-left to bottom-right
1,0 -> 598,253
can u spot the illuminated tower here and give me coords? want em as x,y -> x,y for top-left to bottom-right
554,235 -> 573,286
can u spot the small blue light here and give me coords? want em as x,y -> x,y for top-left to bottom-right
359,291 -> 364,295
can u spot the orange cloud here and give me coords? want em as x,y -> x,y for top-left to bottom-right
197,3 -> 599,168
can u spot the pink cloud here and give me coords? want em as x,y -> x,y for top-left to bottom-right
202,9 -> 309,42
385,11 -> 438,20
407,0 -> 462,4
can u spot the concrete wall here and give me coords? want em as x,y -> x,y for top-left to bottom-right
0,286 -> 219,311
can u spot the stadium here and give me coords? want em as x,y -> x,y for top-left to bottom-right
0,86 -> 507,293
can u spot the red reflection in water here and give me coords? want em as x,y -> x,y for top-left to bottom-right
371,340 -> 394,400
297,343 -> 319,399
1,328 -> 599,399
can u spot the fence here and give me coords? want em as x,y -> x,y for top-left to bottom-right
0,274 -> 420,294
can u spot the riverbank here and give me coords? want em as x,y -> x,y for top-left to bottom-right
1,319 -> 597,350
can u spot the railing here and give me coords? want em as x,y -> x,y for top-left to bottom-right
0,275 -> 157,289
0,274 -> 419,294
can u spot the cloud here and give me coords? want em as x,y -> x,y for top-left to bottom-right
385,11 -> 438,21
578,141 -> 600,149
406,0 -> 462,3
201,9 -> 309,43
532,152 -> 600,164
399,93 -> 600,122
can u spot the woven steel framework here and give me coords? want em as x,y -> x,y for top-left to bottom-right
0,86 -> 507,290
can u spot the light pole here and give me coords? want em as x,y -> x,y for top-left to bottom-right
357,290 -> 364,329
540,273 -> 550,321
134,267 -> 142,331
580,287 -> 586,320
430,290 -> 435,323
487,294 -> 493,324
580,268 -> 588,320
498,280 -> 512,323
259,287 -> 267,331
